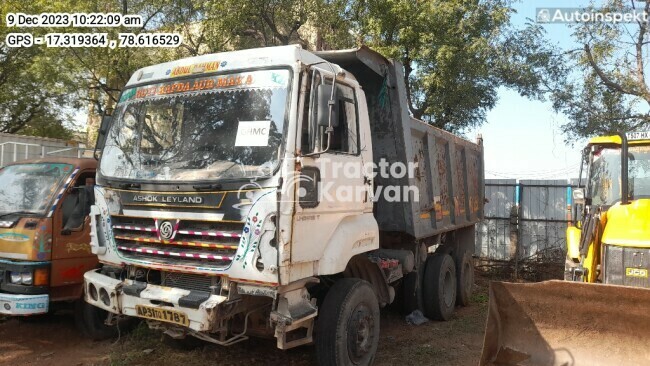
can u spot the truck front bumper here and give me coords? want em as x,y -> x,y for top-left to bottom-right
83,269 -> 227,332
0,293 -> 49,315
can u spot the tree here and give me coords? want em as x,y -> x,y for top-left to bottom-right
350,0 -> 565,133
553,0 -> 650,139
0,1 -> 74,139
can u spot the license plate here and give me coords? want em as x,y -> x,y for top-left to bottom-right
135,305 -> 189,326
626,268 -> 648,278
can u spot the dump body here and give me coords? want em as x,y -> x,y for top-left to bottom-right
317,47 -> 484,239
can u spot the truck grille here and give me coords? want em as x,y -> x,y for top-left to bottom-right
604,245 -> 650,288
161,271 -> 220,292
111,215 -> 242,269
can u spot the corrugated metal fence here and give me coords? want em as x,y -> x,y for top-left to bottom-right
476,179 -> 578,266
0,133 -> 89,166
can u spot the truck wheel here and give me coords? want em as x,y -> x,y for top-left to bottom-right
74,299 -> 118,341
315,278 -> 380,366
455,251 -> 474,306
423,254 -> 457,321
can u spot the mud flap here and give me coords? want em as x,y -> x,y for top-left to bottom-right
480,281 -> 650,366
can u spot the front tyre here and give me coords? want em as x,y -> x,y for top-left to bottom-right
315,278 -> 380,366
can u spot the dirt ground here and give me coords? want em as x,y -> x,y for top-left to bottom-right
0,278 -> 490,366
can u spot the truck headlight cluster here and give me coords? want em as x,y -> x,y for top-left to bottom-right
8,268 -> 48,286
10,271 -> 33,285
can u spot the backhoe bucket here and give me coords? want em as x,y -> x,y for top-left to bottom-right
480,280 -> 650,366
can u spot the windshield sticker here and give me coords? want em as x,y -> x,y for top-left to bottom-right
235,121 -> 271,147
168,61 -> 221,77
129,70 -> 289,103
134,75 -> 253,99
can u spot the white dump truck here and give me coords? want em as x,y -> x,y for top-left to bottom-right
84,45 -> 484,365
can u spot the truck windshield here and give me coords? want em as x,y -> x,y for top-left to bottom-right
100,69 -> 290,181
0,163 -> 74,215
589,146 -> 650,205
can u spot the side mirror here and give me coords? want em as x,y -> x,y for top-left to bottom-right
316,84 -> 338,128
572,188 -> 585,205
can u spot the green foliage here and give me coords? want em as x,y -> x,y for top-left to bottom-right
552,0 -> 650,140
351,0 -> 563,133
0,1 -> 74,139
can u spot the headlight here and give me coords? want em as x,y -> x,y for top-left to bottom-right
21,271 -> 33,285
9,271 -> 34,285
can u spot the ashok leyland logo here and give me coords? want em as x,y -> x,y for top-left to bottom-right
158,220 -> 174,240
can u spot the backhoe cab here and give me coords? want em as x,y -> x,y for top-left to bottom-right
567,131 -> 650,286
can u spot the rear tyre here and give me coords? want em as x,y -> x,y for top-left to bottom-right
423,254 -> 457,321
315,278 -> 380,366
74,299 -> 118,340
455,251 -> 474,306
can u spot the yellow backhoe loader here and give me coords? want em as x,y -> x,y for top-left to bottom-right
480,132 -> 650,366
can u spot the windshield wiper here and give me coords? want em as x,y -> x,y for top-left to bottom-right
0,211 -> 40,219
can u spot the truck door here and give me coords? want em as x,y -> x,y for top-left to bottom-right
291,70 -> 373,264
50,169 -> 98,299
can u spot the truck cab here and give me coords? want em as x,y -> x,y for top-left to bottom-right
567,132 -> 650,286
84,45 -> 483,364
0,158 -> 97,312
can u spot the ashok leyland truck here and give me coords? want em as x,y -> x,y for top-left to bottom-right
84,45 -> 483,365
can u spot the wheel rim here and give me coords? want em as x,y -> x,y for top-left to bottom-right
443,269 -> 454,307
347,303 -> 375,363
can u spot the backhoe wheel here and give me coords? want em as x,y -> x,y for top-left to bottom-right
74,299 -> 118,341
455,251 -> 474,306
315,278 -> 380,366
423,254 -> 457,321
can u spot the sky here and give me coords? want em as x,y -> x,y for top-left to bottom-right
468,0 -> 590,180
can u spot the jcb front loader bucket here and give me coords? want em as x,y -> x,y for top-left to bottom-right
480,280 -> 650,366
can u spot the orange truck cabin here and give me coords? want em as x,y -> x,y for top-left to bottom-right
0,158 -> 98,316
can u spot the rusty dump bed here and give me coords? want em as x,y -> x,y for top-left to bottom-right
317,47 -> 484,239
480,281 -> 650,366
